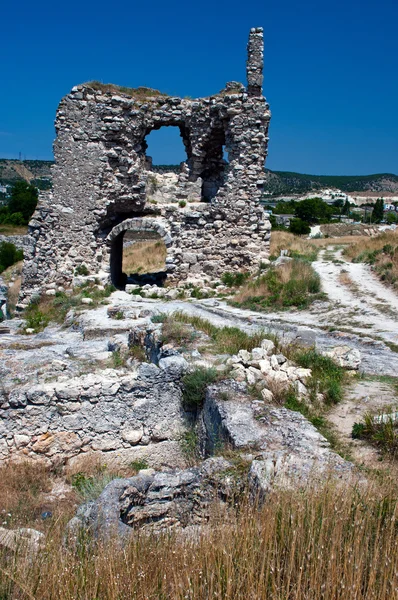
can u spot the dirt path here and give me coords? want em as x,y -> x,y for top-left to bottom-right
328,378 -> 398,472
239,245 -> 398,349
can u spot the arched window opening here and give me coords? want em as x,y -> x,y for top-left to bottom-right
110,229 -> 168,289
144,126 -> 188,169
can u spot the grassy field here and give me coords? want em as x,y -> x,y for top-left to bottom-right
122,240 -> 167,274
1,462 -> 398,599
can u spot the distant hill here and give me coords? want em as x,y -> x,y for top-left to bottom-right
1,158 -> 397,197
263,170 -> 398,197
0,159 -> 53,189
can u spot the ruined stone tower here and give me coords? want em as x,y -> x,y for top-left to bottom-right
19,27 -> 271,303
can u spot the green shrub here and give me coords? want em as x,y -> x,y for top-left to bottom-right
182,367 -> 218,411
74,264 -> 90,276
289,218 -> 311,235
0,241 -> 24,274
221,271 -> 250,288
352,413 -> 398,458
292,348 -> 345,405
129,459 -> 149,472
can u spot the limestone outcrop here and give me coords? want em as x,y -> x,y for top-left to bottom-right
19,28 -> 271,304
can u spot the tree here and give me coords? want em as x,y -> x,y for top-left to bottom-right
0,242 -> 24,274
342,199 -> 351,215
386,211 -> 398,224
333,199 -> 344,208
8,181 -> 38,223
294,198 -> 334,224
372,198 -> 384,224
289,218 -> 311,235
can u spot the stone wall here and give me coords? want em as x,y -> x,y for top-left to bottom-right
0,360 -> 188,469
19,27 -> 271,304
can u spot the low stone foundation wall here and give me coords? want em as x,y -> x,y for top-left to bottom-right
0,358 -> 188,469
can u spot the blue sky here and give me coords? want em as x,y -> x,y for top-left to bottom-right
0,0 -> 397,175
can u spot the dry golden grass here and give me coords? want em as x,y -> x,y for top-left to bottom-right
0,225 -> 27,236
310,234 -> 369,247
0,462 -> 76,530
338,270 -> 354,286
233,259 -> 321,309
1,478 -> 398,599
122,240 -> 167,274
270,230 -> 318,260
343,231 -> 398,261
1,260 -> 23,315
343,231 -> 398,290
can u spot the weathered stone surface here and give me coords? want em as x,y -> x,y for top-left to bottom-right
0,527 -> 44,554
67,457 -> 235,539
203,380 -> 354,493
323,346 -> 361,370
19,28 -> 271,303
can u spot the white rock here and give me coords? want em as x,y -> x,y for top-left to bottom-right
0,527 -> 44,554
247,366 -> 263,382
323,346 -> 361,370
231,365 -> 247,382
267,371 -> 289,385
261,388 -> 274,402
14,434 -> 30,447
122,428 -> 143,445
259,359 -> 272,374
238,349 -> 251,364
294,380 -> 308,397
260,339 -> 275,355
81,297 -> 93,305
270,355 -> 280,370
250,347 -> 266,364
295,368 -> 312,383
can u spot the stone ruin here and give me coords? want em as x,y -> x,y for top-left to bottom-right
19,28 -> 271,304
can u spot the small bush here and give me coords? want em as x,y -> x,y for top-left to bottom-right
129,459 -> 149,472
179,200 -> 186,208
182,367 -> 218,411
74,264 -> 90,276
179,428 -> 201,464
161,318 -> 194,346
151,312 -> 168,323
0,241 -> 23,274
352,412 -> 398,458
292,348 -> 345,405
232,259 -> 322,311
221,271 -> 250,288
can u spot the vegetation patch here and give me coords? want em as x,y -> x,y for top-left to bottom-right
343,231 -> 398,289
1,478 -> 398,598
270,231 -> 318,262
181,367 -> 219,411
232,259 -> 322,311
85,81 -> 168,98
291,347 -> 346,405
352,411 -> 398,459
0,241 -> 23,274
168,312 -> 271,354
221,271 -> 250,288
122,238 -> 166,275
22,283 -> 116,333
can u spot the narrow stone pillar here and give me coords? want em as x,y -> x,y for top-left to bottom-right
246,27 -> 264,96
